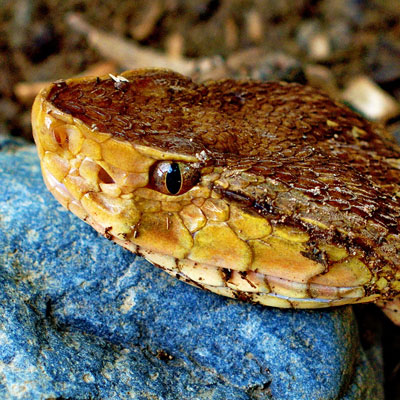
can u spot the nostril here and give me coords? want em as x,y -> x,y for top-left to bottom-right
52,126 -> 67,145
98,167 -> 114,184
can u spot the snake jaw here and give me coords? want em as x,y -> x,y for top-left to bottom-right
32,69 -> 400,324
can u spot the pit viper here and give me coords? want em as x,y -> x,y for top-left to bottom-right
32,69 -> 400,324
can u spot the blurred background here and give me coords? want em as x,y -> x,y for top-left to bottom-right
1,0 -> 399,398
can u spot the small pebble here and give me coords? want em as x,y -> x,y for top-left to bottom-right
245,9 -> 263,43
341,76 -> 400,122
296,21 -> 331,62
308,33 -> 330,61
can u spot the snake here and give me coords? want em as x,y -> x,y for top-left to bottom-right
31,68 -> 400,325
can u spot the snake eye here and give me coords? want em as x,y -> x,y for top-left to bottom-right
150,161 -> 200,195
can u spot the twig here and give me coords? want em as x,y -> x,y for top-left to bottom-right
130,0 -> 163,41
66,13 -> 224,79
14,61 -> 117,104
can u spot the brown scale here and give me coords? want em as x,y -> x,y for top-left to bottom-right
48,69 -> 400,275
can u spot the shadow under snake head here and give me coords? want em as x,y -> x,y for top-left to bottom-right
32,68 -> 400,324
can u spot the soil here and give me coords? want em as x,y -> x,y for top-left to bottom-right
1,0 -> 399,398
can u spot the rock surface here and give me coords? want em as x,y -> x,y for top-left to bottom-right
0,136 -> 384,399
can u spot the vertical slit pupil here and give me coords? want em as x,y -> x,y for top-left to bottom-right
166,163 -> 182,195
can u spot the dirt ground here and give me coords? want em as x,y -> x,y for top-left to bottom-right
1,0 -> 400,398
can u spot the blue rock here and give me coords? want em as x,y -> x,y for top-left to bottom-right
0,136 -> 384,399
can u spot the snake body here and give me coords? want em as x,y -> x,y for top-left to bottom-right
32,69 -> 400,323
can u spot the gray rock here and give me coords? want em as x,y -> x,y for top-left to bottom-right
0,136 -> 384,399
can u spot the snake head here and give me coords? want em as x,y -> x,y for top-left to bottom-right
32,69 -> 400,324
